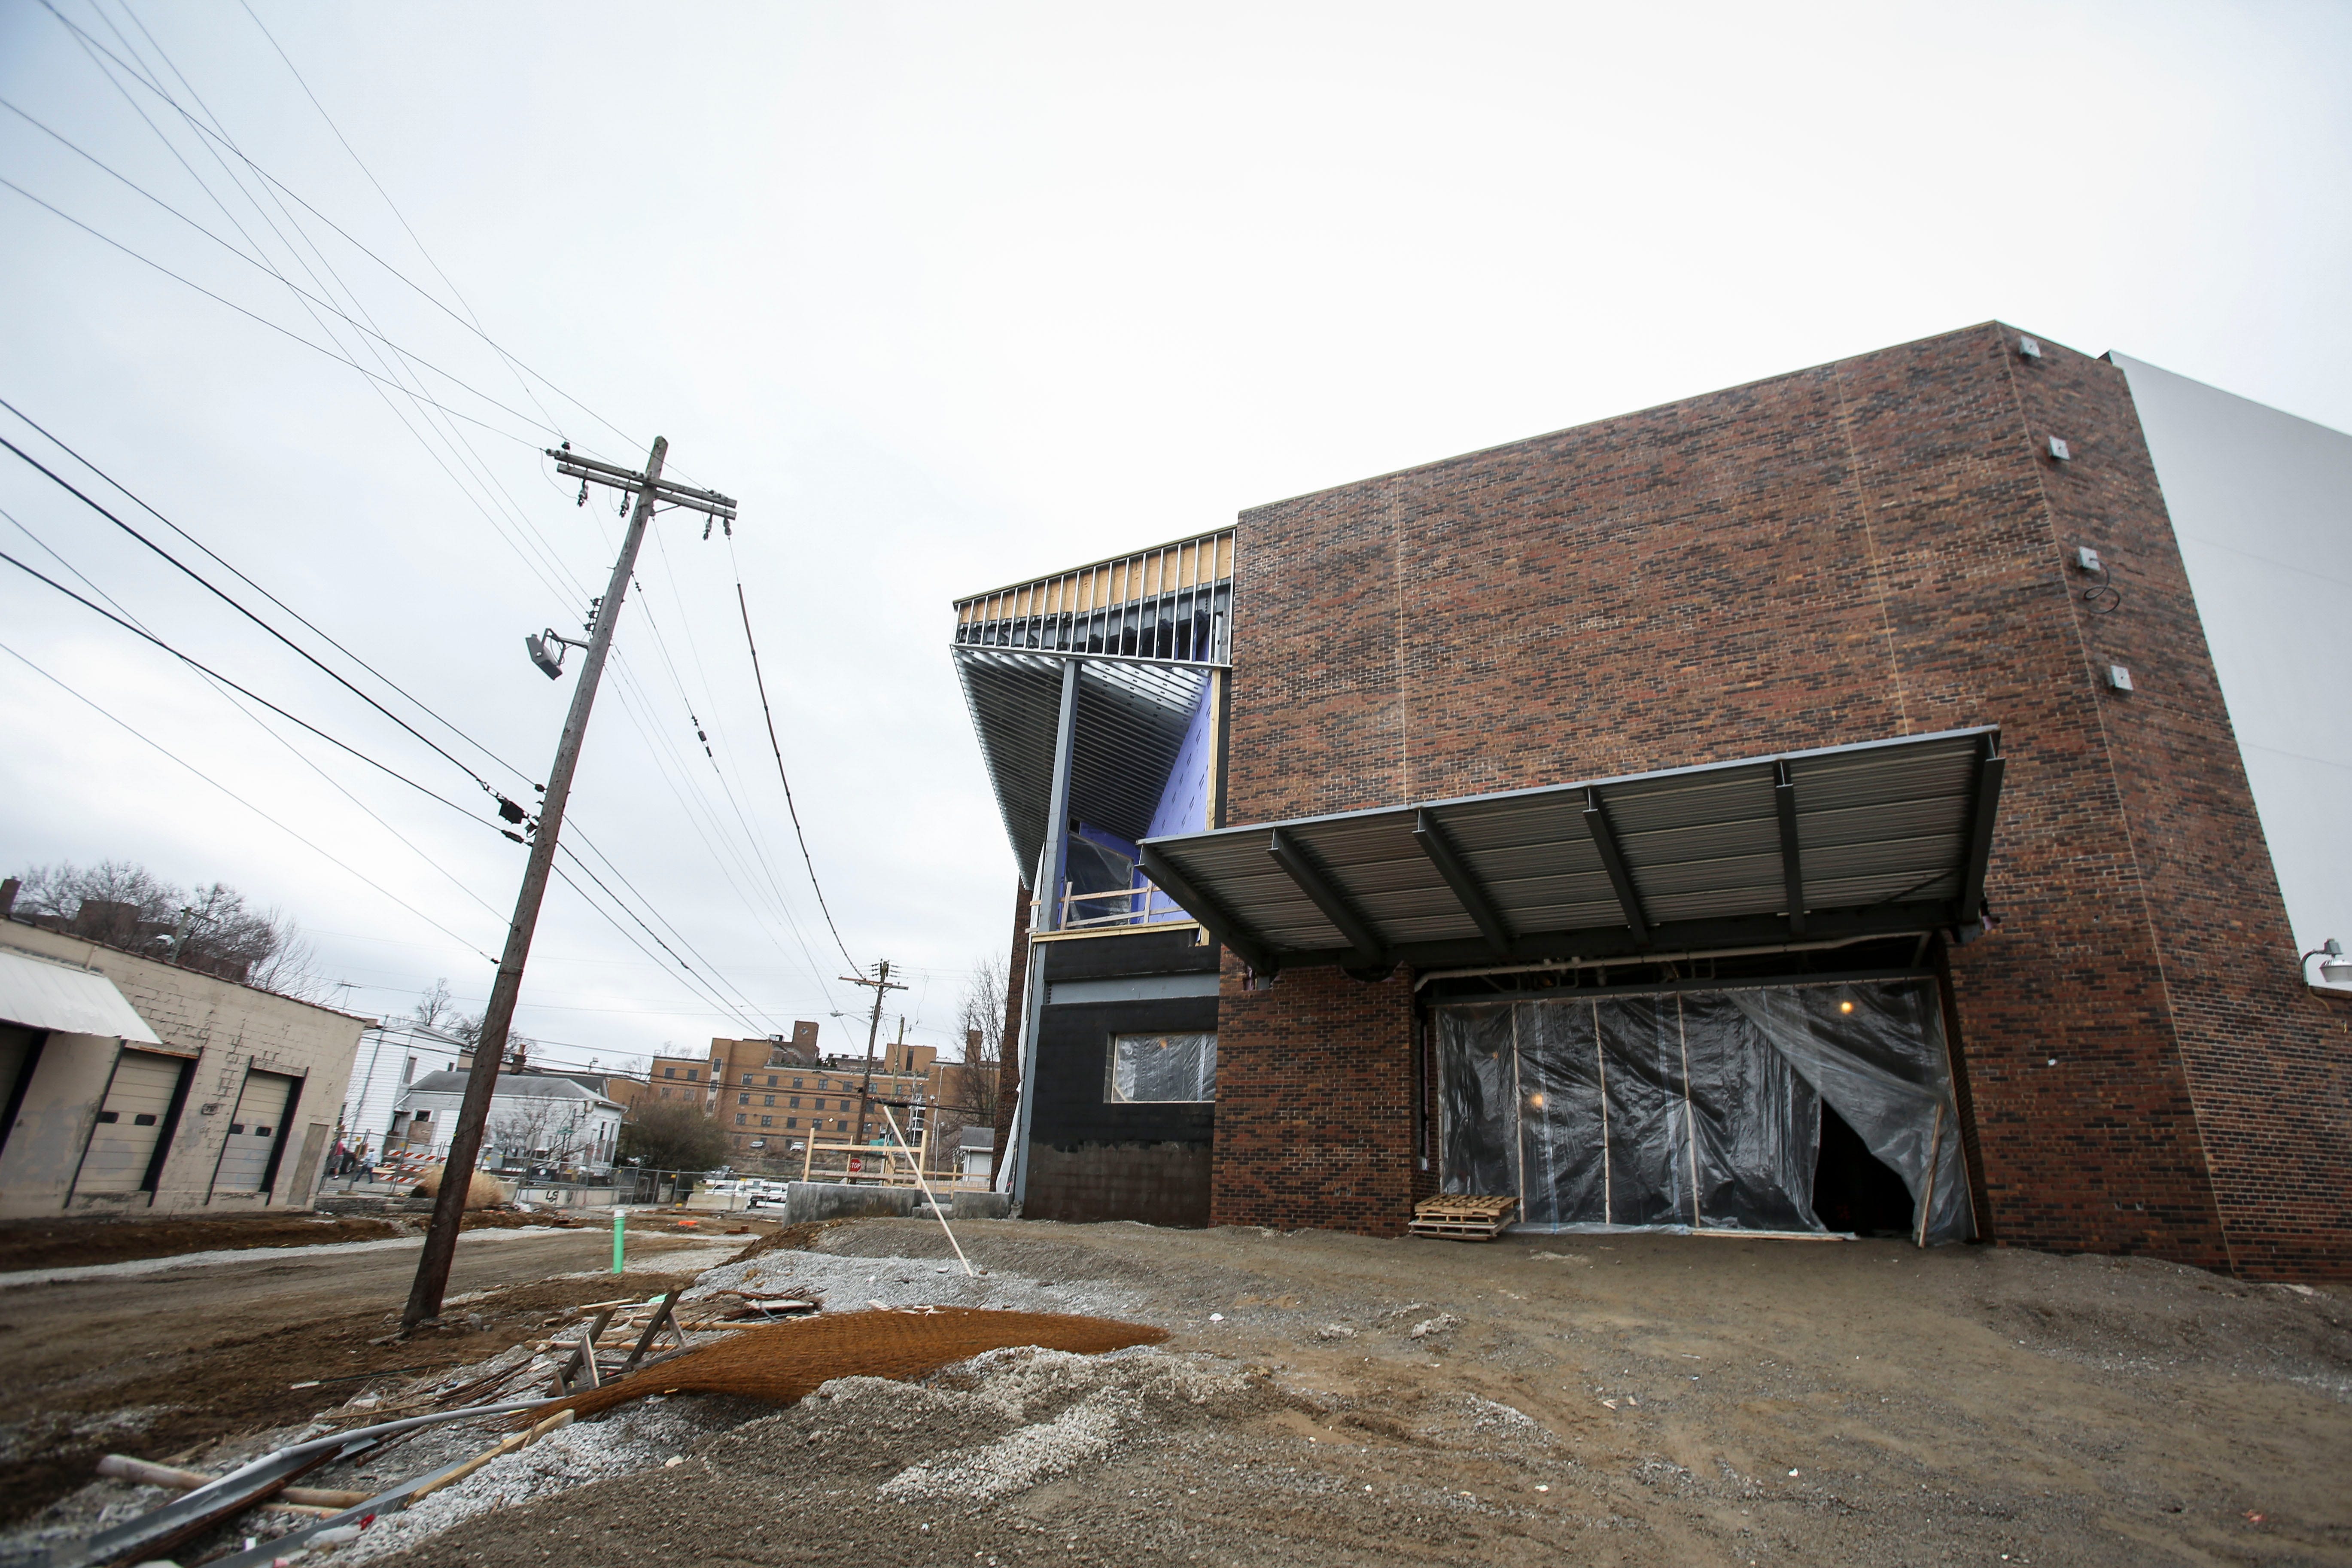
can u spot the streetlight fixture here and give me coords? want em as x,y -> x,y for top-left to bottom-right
525,628 -> 589,680
2301,938 -> 2350,988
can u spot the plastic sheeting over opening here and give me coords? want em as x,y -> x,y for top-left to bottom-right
1436,978 -> 1971,1243
1106,1032 -> 1218,1102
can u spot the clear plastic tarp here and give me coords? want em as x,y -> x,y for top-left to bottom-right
1437,978 -> 1971,1243
1106,1032 -> 1218,1102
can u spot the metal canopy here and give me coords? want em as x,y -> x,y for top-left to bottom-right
953,646 -> 1213,887
0,947 -> 163,1042
1138,728 -> 2003,975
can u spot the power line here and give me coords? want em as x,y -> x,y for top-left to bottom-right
0,499 -> 511,929
0,394 -> 537,792
231,0 -> 574,446
0,173 -> 541,450
76,8 -> 609,619
21,9 -> 609,616
0,425 -> 515,804
735,576 -> 861,973
0,539 -> 787,1041
0,96 -> 569,442
0,543 -> 508,831
0,415 -> 818,1048
0,635 -> 499,963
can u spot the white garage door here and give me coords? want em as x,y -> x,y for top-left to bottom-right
213,1070 -> 298,1194
75,1050 -> 187,1194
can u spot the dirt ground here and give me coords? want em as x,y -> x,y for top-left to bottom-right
0,1207 -> 588,1273
0,1218 -> 761,1526
377,1221 -> 2352,1568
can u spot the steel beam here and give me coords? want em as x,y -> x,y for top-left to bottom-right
1774,758 -> 1806,938
1138,845 -> 1278,977
1412,810 -> 1512,958
1266,828 -> 1387,968
1954,740 -> 2006,927
1581,788 -> 1651,946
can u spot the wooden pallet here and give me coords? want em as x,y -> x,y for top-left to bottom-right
1409,1194 -> 1518,1241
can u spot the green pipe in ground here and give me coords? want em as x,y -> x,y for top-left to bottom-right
611,1208 -> 625,1274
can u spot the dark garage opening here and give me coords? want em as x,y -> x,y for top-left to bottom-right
1813,1102 -> 1916,1238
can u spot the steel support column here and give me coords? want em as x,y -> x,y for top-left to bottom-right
1008,658 -> 1080,1209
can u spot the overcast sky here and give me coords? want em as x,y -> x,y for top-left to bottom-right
2,1 -> 2346,1072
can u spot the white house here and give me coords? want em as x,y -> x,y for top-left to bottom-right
957,1124 -> 994,1182
341,1019 -> 468,1161
389,1068 -> 624,1175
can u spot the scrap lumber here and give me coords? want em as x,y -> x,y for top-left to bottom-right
95,1455 -> 368,1508
409,1409 -> 575,1500
1409,1194 -> 1519,1241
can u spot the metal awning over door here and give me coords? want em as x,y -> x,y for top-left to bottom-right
1138,728 -> 2003,974
0,948 -> 162,1042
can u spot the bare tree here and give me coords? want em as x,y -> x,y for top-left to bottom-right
488,1094 -> 593,1171
937,953 -> 1007,1162
413,978 -> 456,1029
10,860 -> 322,999
248,923 -> 328,1003
12,860 -> 181,924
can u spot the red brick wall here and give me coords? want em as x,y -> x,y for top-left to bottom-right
1214,320 -> 2348,1276
1211,953 -> 1416,1234
2003,345 -> 2352,1278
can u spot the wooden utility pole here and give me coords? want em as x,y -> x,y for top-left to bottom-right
401,437 -> 736,1331
841,960 -> 907,1145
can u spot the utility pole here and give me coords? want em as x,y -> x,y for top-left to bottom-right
841,961 -> 907,1145
401,437 -> 736,1331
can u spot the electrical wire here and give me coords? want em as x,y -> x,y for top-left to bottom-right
0,635 -> 498,963
33,4 -> 603,617
0,544 -> 511,831
0,394 -> 537,791
735,576 -> 861,974
0,426 -> 514,803
17,5 -> 841,1032
0,174 -> 538,450
0,500 -> 511,927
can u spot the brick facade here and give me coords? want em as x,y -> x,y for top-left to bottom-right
1211,956 -> 1416,1234
1210,321 -> 2352,1278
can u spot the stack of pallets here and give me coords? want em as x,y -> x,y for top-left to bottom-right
1408,1194 -> 1519,1241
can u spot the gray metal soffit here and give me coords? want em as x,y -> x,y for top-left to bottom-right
1140,727 -> 2004,973
952,646 -> 1212,885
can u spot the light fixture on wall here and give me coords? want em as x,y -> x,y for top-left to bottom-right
2303,938 -> 2351,987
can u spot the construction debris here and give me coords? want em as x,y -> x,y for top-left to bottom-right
543,1306 -> 1168,1422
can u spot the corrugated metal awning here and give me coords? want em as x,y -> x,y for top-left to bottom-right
953,645 -> 1213,885
0,946 -> 164,1042
1138,728 -> 2004,975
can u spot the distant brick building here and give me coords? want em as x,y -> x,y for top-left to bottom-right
955,323 -> 2352,1279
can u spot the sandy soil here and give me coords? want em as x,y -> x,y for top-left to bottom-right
377,1221 -> 2352,1568
0,1221 -> 755,1526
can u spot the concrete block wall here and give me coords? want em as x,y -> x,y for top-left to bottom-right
1211,321 -> 2348,1277
0,923 -> 366,1217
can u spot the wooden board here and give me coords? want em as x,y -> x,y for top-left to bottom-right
1409,1193 -> 1518,1242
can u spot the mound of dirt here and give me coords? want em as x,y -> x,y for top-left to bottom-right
411,1167 -> 512,1209
545,1307 -> 1168,1420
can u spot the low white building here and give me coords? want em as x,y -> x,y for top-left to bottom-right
957,1124 -> 994,1181
341,1019 -> 467,1161
0,917 -> 367,1217
389,1068 -> 624,1175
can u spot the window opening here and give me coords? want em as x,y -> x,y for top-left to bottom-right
1106,1032 -> 1217,1103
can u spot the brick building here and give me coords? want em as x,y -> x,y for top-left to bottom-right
954,323 -> 2352,1279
